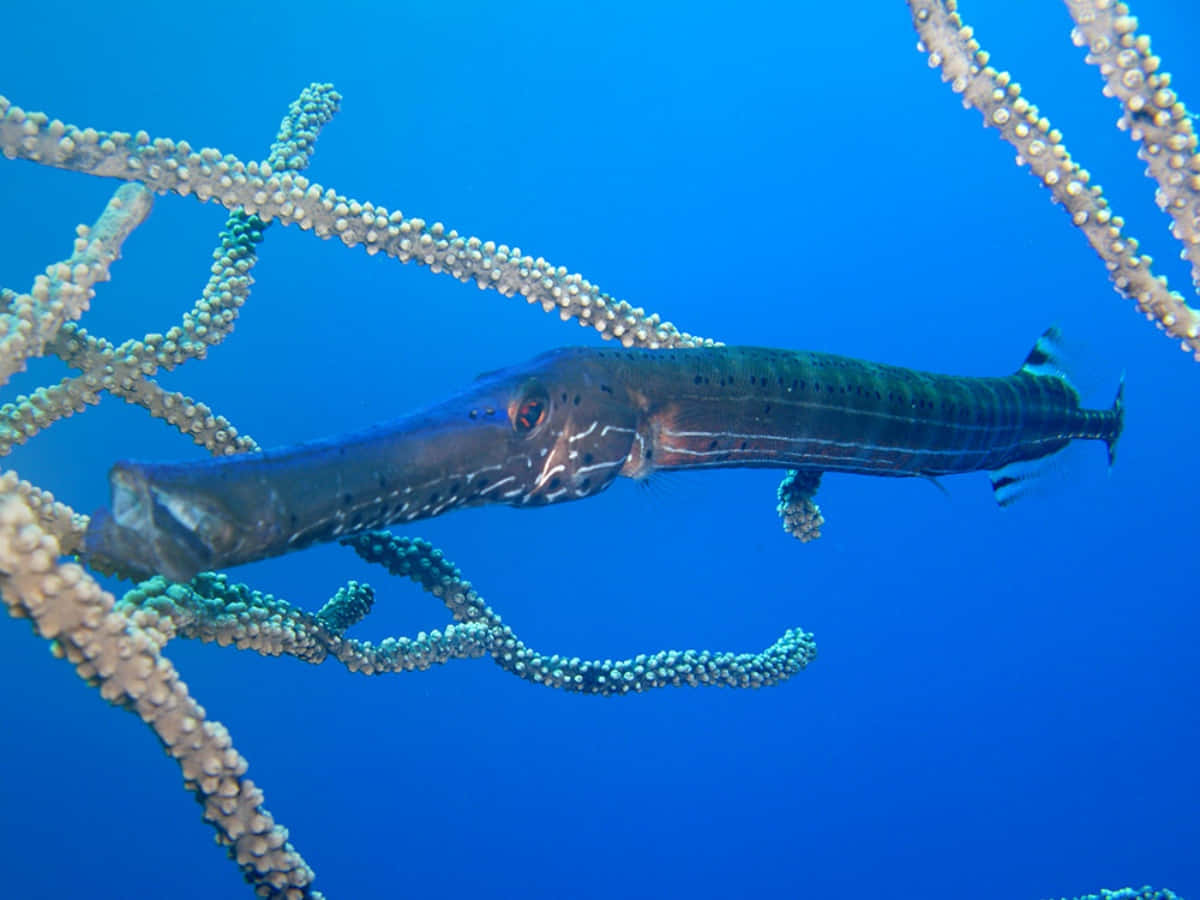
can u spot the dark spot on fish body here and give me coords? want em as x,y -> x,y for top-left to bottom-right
582,453 -> 593,465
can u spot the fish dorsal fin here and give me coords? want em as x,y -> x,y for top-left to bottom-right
1019,325 -> 1073,385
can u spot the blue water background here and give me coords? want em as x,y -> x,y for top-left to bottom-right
2,1 -> 1197,897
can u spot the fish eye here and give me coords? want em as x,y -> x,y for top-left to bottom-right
510,382 -> 550,435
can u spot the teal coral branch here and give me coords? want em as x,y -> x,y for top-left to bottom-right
345,531 -> 817,693
776,468 -> 824,542
1054,889 -> 1181,900
117,532 -> 817,695
119,570 -> 493,672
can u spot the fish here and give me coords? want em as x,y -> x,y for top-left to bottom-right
84,331 -> 1124,582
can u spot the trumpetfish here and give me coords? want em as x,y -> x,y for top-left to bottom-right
84,331 -> 1124,582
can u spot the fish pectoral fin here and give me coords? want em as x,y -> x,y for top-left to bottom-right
921,475 -> 950,498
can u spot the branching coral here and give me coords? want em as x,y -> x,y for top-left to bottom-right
0,1 -> 1191,897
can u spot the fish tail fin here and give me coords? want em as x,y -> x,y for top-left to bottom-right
1105,372 -> 1125,469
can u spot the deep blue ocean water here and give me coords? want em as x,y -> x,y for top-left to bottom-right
2,1 -> 1197,897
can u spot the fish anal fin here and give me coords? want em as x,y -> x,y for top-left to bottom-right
988,463 -> 1032,507
988,441 -> 1089,507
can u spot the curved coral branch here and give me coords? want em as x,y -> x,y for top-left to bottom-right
117,532 -> 817,695
907,0 -> 1200,357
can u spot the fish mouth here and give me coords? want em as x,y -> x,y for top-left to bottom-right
81,383 -> 529,583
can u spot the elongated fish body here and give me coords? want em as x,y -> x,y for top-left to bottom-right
85,338 -> 1123,582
